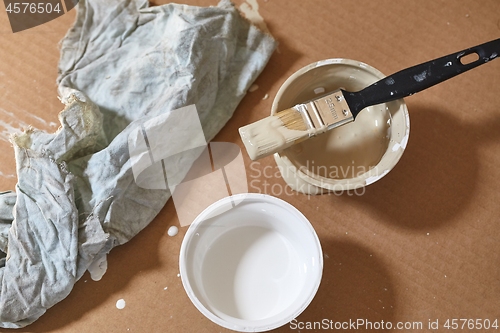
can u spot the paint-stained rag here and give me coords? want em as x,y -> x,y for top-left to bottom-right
0,0 -> 276,327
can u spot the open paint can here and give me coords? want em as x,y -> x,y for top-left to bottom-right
272,59 -> 410,194
179,193 -> 323,332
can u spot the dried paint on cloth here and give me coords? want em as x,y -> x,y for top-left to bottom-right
0,0 -> 276,328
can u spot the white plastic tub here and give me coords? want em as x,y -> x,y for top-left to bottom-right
179,193 -> 323,332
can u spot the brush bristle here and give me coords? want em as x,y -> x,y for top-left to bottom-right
276,108 -> 307,131
238,109 -> 309,160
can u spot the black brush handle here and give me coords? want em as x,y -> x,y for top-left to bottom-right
343,38 -> 500,117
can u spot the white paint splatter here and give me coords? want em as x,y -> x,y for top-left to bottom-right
314,87 -> 325,95
116,299 -> 126,309
262,93 -> 269,100
239,0 -> 270,33
0,107 -> 57,143
164,286 -> 168,290
88,253 -> 108,281
391,133 -> 409,152
365,169 -> 390,185
248,84 -> 259,92
0,170 -> 15,179
413,71 -> 427,82
0,113 -> 26,142
400,133 -> 409,150
391,142 -> 401,152
29,114 -> 52,126
385,77 -> 395,85
167,226 -> 178,237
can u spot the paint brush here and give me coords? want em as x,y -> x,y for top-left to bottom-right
239,38 -> 500,160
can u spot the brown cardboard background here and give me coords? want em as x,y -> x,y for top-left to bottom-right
0,0 -> 499,332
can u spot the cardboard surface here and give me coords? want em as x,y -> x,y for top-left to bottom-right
1,0 -> 499,332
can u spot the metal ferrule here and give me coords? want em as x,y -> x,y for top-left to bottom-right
294,89 -> 354,136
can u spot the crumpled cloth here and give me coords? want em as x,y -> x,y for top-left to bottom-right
0,0 -> 276,328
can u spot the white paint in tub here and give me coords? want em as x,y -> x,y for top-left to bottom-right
179,194 -> 322,332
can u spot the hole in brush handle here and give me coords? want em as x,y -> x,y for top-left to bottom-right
459,51 -> 480,65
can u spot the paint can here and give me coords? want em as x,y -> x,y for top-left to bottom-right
272,59 -> 410,194
179,193 -> 323,332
